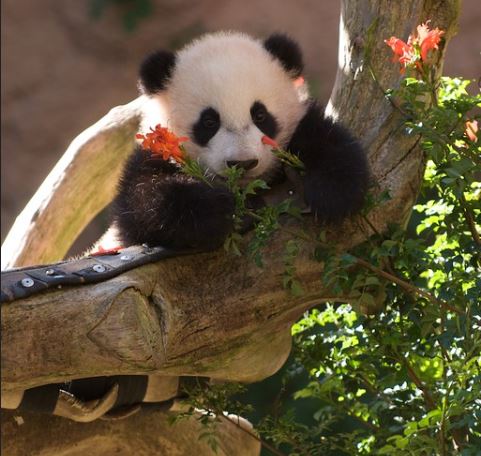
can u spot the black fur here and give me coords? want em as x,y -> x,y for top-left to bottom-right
139,50 -> 176,94
250,101 -> 279,138
113,147 -> 235,250
288,101 -> 370,223
263,34 -> 304,78
192,107 -> 221,146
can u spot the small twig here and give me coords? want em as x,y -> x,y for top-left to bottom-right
367,63 -> 411,118
361,215 -> 383,239
399,353 -> 466,450
459,193 -> 481,265
353,257 -> 464,315
402,358 -> 437,410
439,382 -> 450,456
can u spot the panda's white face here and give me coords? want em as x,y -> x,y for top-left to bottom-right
144,32 -> 307,182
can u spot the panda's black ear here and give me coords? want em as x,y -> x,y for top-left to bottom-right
139,50 -> 176,95
263,33 -> 304,78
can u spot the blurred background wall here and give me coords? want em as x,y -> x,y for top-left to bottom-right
2,0 -> 480,248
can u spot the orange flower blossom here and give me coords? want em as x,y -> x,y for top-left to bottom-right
136,125 -> 188,162
385,21 -> 444,72
91,246 -> 120,256
465,120 -> 478,143
261,135 -> 280,149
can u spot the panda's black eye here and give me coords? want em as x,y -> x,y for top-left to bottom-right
192,107 -> 221,146
202,117 -> 219,129
250,101 -> 279,138
253,108 -> 267,124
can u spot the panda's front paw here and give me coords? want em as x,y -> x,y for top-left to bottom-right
114,173 -> 236,250
168,182 -> 236,250
303,173 -> 366,225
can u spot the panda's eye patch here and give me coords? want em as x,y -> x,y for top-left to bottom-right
250,101 -> 279,138
201,109 -> 220,129
252,106 -> 267,123
192,107 -> 221,146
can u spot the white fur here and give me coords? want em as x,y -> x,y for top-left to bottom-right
142,31 -> 308,179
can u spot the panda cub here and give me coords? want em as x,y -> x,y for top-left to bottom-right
113,32 -> 370,250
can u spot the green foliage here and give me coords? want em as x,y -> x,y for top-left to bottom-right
265,76 -> 480,455
167,381 -> 253,454
171,54 -> 480,456
181,154 -> 215,187
272,148 -> 306,174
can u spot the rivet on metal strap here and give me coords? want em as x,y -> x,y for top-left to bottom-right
21,278 -> 35,288
92,264 -> 106,273
45,269 -> 56,276
120,255 -> 131,261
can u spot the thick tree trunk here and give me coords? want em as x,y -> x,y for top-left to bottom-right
1,0 -> 460,454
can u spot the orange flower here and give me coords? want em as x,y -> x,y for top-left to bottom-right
136,125 -> 188,162
416,22 -> 444,61
385,21 -> 444,72
261,135 -> 280,149
465,120 -> 479,142
384,37 -> 415,71
91,246 -> 120,256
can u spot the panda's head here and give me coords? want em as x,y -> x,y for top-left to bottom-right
139,31 -> 308,182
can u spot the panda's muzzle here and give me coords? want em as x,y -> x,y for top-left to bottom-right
226,159 -> 259,171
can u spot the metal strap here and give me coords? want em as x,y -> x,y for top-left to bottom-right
0,245 -> 186,303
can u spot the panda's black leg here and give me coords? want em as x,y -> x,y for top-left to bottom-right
287,101 -> 370,224
113,147 -> 235,250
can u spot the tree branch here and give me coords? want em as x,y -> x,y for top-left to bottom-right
1,97 -> 145,269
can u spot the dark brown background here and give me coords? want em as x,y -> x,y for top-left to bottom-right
2,0 -> 480,245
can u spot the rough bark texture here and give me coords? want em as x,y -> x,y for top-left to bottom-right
1,1 -> 460,454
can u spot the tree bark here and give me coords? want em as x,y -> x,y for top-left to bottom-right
1,407 -> 261,456
1,0 -> 460,454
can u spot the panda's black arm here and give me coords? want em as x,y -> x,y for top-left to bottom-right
113,147 -> 235,250
288,101 -> 370,224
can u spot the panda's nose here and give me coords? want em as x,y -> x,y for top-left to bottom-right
226,159 -> 259,171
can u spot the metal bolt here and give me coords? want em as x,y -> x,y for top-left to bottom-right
21,278 -> 35,288
92,264 -> 106,273
45,269 -> 55,276
120,255 -> 131,261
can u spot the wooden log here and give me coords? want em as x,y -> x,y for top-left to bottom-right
2,241 -> 328,392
